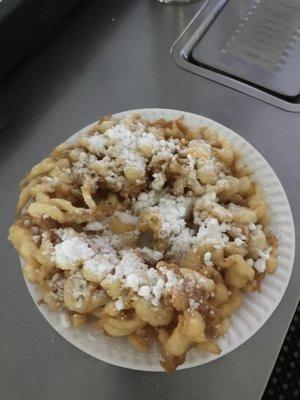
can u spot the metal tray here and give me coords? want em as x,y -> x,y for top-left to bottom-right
172,0 -> 300,112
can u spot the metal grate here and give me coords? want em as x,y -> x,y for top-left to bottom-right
223,0 -> 300,71
263,304 -> 300,400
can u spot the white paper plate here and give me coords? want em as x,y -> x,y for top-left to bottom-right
23,109 -> 295,371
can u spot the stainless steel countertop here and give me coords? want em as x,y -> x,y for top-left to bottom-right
0,1 -> 299,399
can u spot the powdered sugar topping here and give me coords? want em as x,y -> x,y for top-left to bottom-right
54,236 -> 94,270
196,218 -> 230,249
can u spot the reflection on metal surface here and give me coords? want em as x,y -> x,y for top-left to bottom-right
223,0 -> 300,71
172,0 -> 300,111
157,0 -> 201,3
